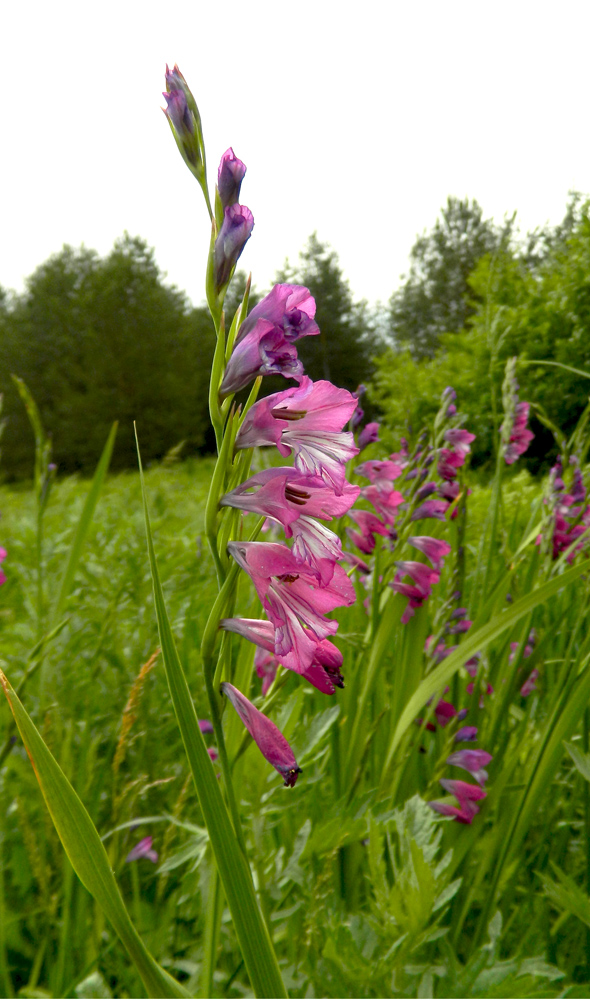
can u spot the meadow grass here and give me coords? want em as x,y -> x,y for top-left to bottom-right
3,453 -> 590,998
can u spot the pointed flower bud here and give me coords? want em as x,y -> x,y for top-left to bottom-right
214,203 -> 254,294
221,682 -> 301,786
217,147 -> 246,211
162,64 -> 206,185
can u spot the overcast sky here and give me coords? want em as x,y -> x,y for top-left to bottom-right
2,1 -> 588,308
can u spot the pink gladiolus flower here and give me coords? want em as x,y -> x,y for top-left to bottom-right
126,836 -> 159,864
198,719 -> 213,734
214,204 -> 254,293
455,726 -> 478,742
500,358 -> 534,465
220,318 -> 302,396
361,485 -> 404,524
207,746 -> 219,761
443,428 -> 476,457
446,749 -> 492,786
408,536 -> 452,570
340,550 -> 371,575
437,448 -> 464,481
435,700 -> 457,727
220,469 -> 358,584
355,459 -> 402,484
347,508 -> 391,555
235,377 -> 358,493
220,468 -> 359,529
429,779 -> 486,824
358,422 -> 380,450
221,682 -> 301,786
411,499 -> 449,522
217,147 -> 246,210
225,621 -> 342,694
520,668 -> 539,697
236,284 -> 319,346
392,560 -> 440,623
226,542 -> 355,672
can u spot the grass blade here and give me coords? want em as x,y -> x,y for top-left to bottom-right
0,669 -> 189,999
52,422 -> 118,623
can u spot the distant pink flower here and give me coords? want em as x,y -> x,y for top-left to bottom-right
0,546 -> 6,586
347,508 -> 391,555
429,779 -> 486,824
207,746 -> 219,761
437,448 -> 464,481
392,560 -> 440,623
446,749 -> 492,787
408,536 -> 451,570
255,647 -> 279,695
361,485 -> 404,524
221,682 -> 301,786
355,459 -> 402,484
340,550 -> 371,575
358,422 -> 380,450
226,542 -> 355,672
217,147 -> 246,210
198,719 -> 214,734
443,428 -> 476,457
411,499 -> 449,522
455,726 -> 478,742
214,204 -> 254,292
434,700 -> 457,727
520,668 -> 539,697
126,836 -> 159,864
500,358 -> 534,465
220,319 -> 303,396
236,284 -> 319,346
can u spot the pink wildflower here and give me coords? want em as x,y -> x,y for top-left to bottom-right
126,836 -> 159,864
235,377 -> 358,493
217,147 -> 246,210
226,542 -> 355,673
221,682 -> 301,786
236,284 -> 319,346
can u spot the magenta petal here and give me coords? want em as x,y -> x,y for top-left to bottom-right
126,836 -> 159,863
221,683 -> 301,786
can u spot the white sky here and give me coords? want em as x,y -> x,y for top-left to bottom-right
2,1 -> 588,308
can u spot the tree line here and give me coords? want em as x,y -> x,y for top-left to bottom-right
0,234 -> 379,480
377,193 -> 590,471
2,194 -> 589,481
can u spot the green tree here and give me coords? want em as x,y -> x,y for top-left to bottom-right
389,197 -> 513,359
276,234 -> 382,391
0,235 -> 215,478
373,197 -> 590,472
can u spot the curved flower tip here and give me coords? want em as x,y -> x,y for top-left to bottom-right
221,682 -> 301,787
125,836 -> 159,864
